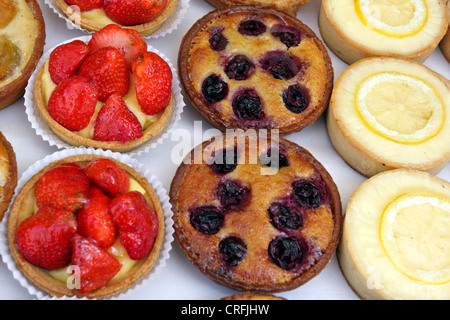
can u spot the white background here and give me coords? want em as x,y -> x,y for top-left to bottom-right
0,0 -> 448,300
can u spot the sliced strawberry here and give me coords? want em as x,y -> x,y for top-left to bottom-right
87,24 -> 147,67
16,206 -> 77,270
64,0 -> 103,11
71,235 -> 121,293
109,191 -> 159,260
48,75 -> 98,131
78,47 -> 130,102
131,51 -> 172,115
104,0 -> 168,26
93,93 -> 143,143
84,158 -> 130,197
48,40 -> 89,84
35,162 -> 90,212
77,185 -> 116,249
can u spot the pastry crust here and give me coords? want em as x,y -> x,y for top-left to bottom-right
55,0 -> 178,37
0,131 -> 17,222
0,0 -> 45,110
178,6 -> 333,136
7,154 -> 165,299
204,0 -> 310,16
439,1 -> 450,62
221,292 -> 286,300
170,133 -> 342,293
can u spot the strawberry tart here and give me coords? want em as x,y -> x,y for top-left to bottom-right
33,24 -> 174,152
0,131 -> 17,222
8,154 -> 165,298
54,0 -> 178,37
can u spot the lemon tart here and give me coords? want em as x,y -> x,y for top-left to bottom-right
0,0 -> 45,110
204,0 -> 310,16
0,131 -> 17,222
339,168 -> 450,300
439,1 -> 450,62
327,57 -> 450,178
318,0 -> 449,64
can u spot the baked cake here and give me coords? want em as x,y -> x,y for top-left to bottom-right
0,131 -> 17,222
178,6 -> 333,136
170,132 -> 342,292
204,0 -> 310,16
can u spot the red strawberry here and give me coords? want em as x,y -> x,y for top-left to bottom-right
84,158 -> 130,197
77,185 -> 116,249
71,235 -> 121,293
78,47 -> 130,102
48,75 -> 98,131
109,191 -> 159,260
131,51 -> 172,115
35,162 -> 90,211
87,24 -> 147,67
48,40 -> 89,84
16,206 -> 77,270
93,93 -> 143,142
64,0 -> 103,11
104,0 -> 168,26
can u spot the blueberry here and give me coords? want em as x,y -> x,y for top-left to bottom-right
268,201 -> 303,231
224,54 -> 255,81
209,146 -> 238,174
260,51 -> 301,80
190,205 -> 224,235
209,27 -> 228,51
232,88 -> 265,120
259,147 -> 290,169
202,74 -> 228,103
216,179 -> 251,211
270,24 -> 303,48
292,180 -> 321,208
282,84 -> 310,114
238,19 -> 266,36
268,236 -> 306,270
219,236 -> 247,267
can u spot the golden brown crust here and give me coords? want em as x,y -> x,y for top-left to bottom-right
221,292 -> 286,300
7,154 -> 165,299
170,133 -> 342,293
204,0 -> 310,16
0,131 -> 17,222
178,6 -> 333,136
55,0 -> 178,37
0,0 -> 46,110
439,1 -> 450,62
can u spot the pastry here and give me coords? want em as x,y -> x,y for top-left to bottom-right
0,131 -> 17,222
170,132 -> 342,293
204,0 -> 310,16
439,1 -> 450,62
33,25 -> 174,153
338,168 -> 450,300
54,0 -> 178,37
318,0 -> 449,64
0,0 -> 45,110
8,154 -> 165,298
178,6 -> 333,136
327,57 -> 450,178
221,292 -> 286,300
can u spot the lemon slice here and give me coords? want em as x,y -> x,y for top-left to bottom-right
355,0 -> 428,37
380,193 -> 450,284
355,71 -> 444,144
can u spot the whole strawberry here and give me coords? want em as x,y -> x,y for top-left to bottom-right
78,47 -> 130,102
48,40 -> 89,84
35,162 -> 90,211
48,75 -> 98,131
77,185 -> 116,249
71,235 -> 121,293
16,206 -> 77,270
109,191 -> 159,260
93,93 -> 143,142
64,0 -> 103,11
104,0 -> 168,26
131,51 -> 172,115
84,158 -> 130,197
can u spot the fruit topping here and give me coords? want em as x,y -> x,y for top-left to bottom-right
282,84 -> 310,114
104,0 -> 167,26
270,24 -> 303,48
49,40 -> 89,85
292,178 -> 328,208
232,88 -> 265,120
201,74 -> 228,104
16,206 -> 77,270
109,191 -> 159,260
64,0 -> 103,11
48,75 -> 99,131
93,93 -> 144,143
209,27 -> 228,51
268,200 -> 303,231
259,146 -> 290,169
0,0 -> 16,28
209,146 -> 238,174
71,235 -> 121,294
219,236 -> 247,267
189,205 -> 224,235
216,179 -> 251,211
260,51 -> 301,80
77,185 -> 116,249
35,162 -> 90,212
238,19 -> 267,36
0,35 -> 21,81
84,158 -> 130,197
131,51 -> 173,115
268,236 -> 306,271
78,47 -> 130,102
224,54 -> 255,81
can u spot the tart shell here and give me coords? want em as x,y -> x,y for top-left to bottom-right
0,131 -> 17,222
204,0 -> 310,16
440,1 -> 450,62
221,292 -> 286,300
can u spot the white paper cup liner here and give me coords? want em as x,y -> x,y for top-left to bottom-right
44,0 -> 190,39
0,147 -> 174,300
24,36 -> 185,157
